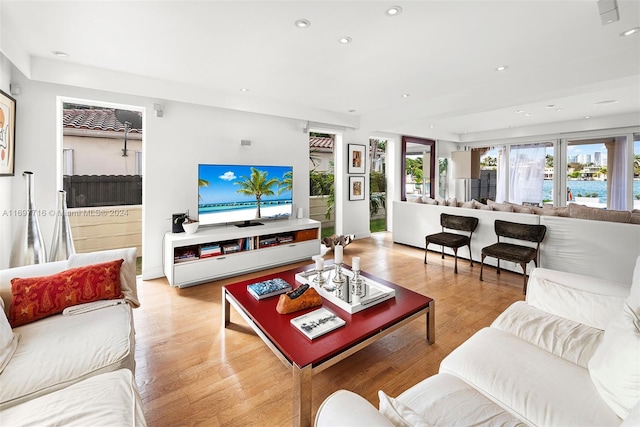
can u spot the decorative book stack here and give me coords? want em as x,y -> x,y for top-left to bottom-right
200,244 -> 221,258
290,307 -> 345,340
247,278 -> 292,300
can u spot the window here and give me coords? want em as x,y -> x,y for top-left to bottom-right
566,140 -> 608,207
62,104 -> 143,207
634,134 -> 639,209
507,143 -> 552,205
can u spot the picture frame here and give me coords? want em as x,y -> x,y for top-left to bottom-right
0,89 -> 16,176
348,144 -> 366,174
349,176 -> 365,201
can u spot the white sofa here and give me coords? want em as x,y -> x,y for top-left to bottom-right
315,256 -> 640,426
392,201 -> 640,284
0,248 -> 147,426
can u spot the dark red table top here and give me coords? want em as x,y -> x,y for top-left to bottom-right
224,263 -> 433,368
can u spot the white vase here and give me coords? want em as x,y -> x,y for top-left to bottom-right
49,189 -> 76,261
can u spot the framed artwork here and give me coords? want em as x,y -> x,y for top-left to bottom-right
348,144 -> 366,174
0,89 -> 16,176
349,176 -> 365,201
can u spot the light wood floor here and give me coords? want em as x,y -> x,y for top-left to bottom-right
134,232 -> 525,426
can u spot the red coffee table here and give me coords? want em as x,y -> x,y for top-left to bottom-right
222,263 -> 435,427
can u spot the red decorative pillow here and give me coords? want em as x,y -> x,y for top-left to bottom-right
9,259 -> 124,327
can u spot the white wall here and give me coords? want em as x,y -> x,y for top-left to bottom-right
1,67 -> 311,276
64,135 -> 142,175
0,53 -> 13,266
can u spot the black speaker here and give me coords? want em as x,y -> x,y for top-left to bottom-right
172,213 -> 186,233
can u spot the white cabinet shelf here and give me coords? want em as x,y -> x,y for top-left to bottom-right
163,218 -> 321,287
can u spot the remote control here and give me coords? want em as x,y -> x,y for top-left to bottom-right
287,284 -> 309,300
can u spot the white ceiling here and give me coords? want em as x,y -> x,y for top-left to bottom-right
2,0 -> 639,142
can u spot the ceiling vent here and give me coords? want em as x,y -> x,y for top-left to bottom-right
597,0 -> 619,25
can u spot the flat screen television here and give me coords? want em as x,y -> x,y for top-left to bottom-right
198,164 -> 293,227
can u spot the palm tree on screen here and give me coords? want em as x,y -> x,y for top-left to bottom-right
198,178 -> 209,201
278,171 -> 293,195
235,167 -> 279,218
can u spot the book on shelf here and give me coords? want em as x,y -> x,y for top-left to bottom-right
290,307 -> 346,340
222,243 -> 241,254
200,244 -> 221,257
247,277 -> 293,300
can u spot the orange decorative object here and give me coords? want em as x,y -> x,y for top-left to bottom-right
276,286 -> 323,314
9,259 -> 124,327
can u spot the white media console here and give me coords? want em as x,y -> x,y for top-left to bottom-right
163,218 -> 321,287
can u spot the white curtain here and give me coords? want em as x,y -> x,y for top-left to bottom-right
508,144 -> 547,205
609,137 -> 627,210
496,146 -> 508,202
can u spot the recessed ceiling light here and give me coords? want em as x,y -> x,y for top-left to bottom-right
429,125 -> 434,128
338,37 -> 352,44
545,104 -> 556,109
509,126 -> 514,129
52,51 -> 69,57
348,109 -> 356,113
525,113 -> 532,117
594,99 -> 619,106
386,6 -> 402,16
584,115 -> 592,119
555,108 -> 563,111
240,88 -> 249,92
515,110 -> 524,114
620,27 -> 640,36
401,93 -> 410,98
295,19 -> 311,28
495,65 -> 509,71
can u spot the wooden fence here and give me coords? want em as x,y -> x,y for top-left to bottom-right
63,175 -> 142,208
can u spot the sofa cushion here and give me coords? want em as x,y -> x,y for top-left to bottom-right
568,203 -> 631,223
532,205 -> 569,217
525,268 -> 629,330
511,205 -> 533,214
629,255 -> 640,317
396,373 -> 526,426
0,302 -> 134,409
422,197 -> 437,205
491,301 -> 603,368
460,200 -> 475,209
471,199 -> 491,210
487,200 -> 513,212
379,391 -> 431,427
439,327 -> 621,426
588,304 -> 640,419
0,261 -> 68,315
9,259 -> 124,327
0,369 -> 147,426
68,247 -> 139,307
0,300 -> 18,374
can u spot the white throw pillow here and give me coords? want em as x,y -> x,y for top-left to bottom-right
628,255 -> 640,317
588,304 -> 640,419
68,248 -> 140,307
378,391 -> 432,427
0,299 -> 19,374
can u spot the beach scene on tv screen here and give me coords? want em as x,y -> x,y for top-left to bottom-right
198,164 -> 293,225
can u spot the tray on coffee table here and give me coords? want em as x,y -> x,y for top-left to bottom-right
295,266 -> 395,314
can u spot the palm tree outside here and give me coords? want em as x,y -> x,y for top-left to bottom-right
235,167 -> 280,218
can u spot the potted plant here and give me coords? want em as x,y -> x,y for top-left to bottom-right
174,211 -> 199,234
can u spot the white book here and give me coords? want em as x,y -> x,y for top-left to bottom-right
290,307 -> 345,340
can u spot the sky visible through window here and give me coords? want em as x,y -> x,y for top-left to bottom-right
483,141 -> 640,162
